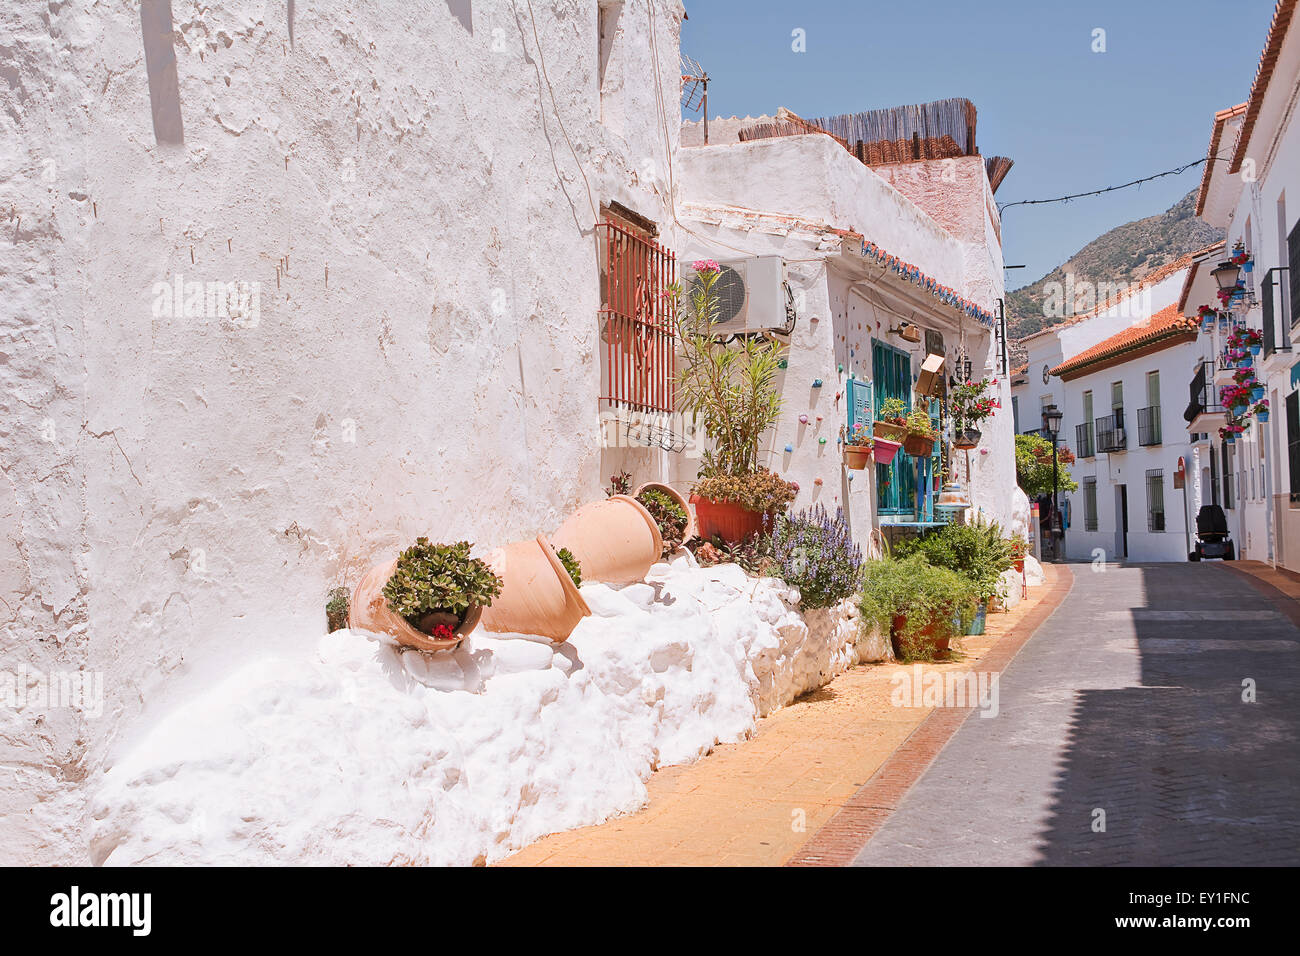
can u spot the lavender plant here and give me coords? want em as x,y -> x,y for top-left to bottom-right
770,505 -> 863,609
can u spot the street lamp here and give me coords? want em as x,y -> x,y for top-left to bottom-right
1042,403 -> 1064,561
1211,261 -> 1242,292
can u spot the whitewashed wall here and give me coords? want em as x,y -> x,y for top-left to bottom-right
0,0 -> 687,863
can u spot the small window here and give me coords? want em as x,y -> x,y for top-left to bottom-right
1084,478 -> 1098,532
1146,469 -> 1165,532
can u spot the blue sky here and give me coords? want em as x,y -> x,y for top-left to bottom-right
681,0 -> 1278,289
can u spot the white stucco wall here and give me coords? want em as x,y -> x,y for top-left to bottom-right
0,0 -> 688,863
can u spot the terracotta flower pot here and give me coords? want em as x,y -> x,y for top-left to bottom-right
690,496 -> 771,544
1013,558 -> 1025,573
872,437 -> 902,465
903,433 -> 935,457
633,481 -> 695,548
844,444 -> 873,470
348,558 -> 479,652
874,421 -> 907,443
479,534 -> 592,642
889,614 -> 950,659
551,495 -> 664,584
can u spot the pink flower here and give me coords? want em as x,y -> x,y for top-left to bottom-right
692,259 -> 721,274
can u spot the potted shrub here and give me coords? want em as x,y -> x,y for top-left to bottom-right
769,505 -> 863,609
350,539 -> 503,652
903,406 -> 938,457
325,586 -> 350,633
858,555 -> 974,661
690,470 -> 797,543
1008,534 -> 1029,573
1255,399 -> 1270,423
949,376 -> 1000,449
481,535 -> 593,642
674,260 -> 795,544
843,423 -> 876,469
874,397 -> 909,442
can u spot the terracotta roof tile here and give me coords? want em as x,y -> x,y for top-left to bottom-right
1230,0 -> 1299,174
1049,303 -> 1199,379
1017,252 -> 1197,343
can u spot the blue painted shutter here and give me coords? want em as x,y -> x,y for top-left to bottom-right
846,378 -> 873,433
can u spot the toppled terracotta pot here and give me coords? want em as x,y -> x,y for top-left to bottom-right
348,558 -> 479,652
633,481 -> 694,552
480,535 -> 592,642
552,495 -> 664,584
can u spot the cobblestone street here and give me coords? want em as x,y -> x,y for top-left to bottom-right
852,562 -> 1300,866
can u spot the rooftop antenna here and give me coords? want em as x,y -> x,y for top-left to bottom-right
680,52 -> 709,144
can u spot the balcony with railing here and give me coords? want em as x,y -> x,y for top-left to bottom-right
1262,267 -> 1292,359
1095,409 -> 1126,453
1184,360 -> 1226,434
1137,406 -> 1162,446
1074,421 -> 1094,458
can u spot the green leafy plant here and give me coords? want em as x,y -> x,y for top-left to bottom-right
674,264 -> 786,477
382,538 -> 503,630
556,547 -> 582,588
325,586 -> 350,633
894,520 -> 1013,603
845,422 -> 873,447
949,377 -> 1001,428
692,532 -> 778,577
1015,433 -> 1078,497
692,470 -> 797,514
905,406 -> 937,439
637,487 -> 689,557
879,398 -> 907,424
858,554 -> 975,662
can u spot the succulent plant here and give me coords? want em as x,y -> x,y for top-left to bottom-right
637,487 -> 689,556
692,470 -> 797,514
556,546 -> 582,588
382,538 -> 502,629
325,586 -> 350,633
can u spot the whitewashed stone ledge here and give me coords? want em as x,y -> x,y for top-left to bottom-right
88,552 -> 878,867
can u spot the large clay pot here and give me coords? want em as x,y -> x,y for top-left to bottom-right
844,444 -> 873,470
633,481 -> 695,548
552,495 -> 663,584
690,496 -> 772,544
348,558 -> 479,652
480,534 -> 592,641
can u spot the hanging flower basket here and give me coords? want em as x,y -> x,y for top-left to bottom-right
954,427 -> 981,449
873,420 -> 907,443
872,436 -> 902,465
904,433 -> 935,457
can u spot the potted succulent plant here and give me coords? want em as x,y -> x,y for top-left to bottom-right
350,539 -> 503,652
634,482 -> 693,556
874,397 -> 909,443
843,422 -> 876,469
903,406 -> 938,457
690,470 -> 798,543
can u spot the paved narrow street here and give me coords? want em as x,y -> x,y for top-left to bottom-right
852,562 -> 1300,866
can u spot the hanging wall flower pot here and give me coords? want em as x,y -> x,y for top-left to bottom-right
551,494 -> 663,584
348,558 -> 479,652
1250,344 -> 1262,356
844,444 -> 873,470
1252,386 -> 1266,401
872,436 -> 902,465
480,535 -> 592,642
903,434 -> 935,457
873,420 -> 908,443
1258,410 -> 1270,422
954,427 -> 981,449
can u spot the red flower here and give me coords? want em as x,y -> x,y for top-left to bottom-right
431,624 -> 455,641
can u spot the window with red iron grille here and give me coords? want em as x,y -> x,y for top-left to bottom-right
598,218 -> 676,415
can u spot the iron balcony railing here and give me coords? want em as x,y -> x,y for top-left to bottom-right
1095,410 -> 1126,453
1263,267 -> 1292,358
1137,406 -> 1162,446
1075,421 -> 1094,458
597,219 -> 677,415
1183,361 -> 1223,424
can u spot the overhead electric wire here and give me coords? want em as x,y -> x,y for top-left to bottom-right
998,154 -> 1233,214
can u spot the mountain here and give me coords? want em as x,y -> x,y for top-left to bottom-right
1005,189 -> 1224,347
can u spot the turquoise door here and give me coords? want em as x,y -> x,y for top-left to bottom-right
873,342 -> 915,514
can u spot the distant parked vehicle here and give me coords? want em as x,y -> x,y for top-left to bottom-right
1189,505 -> 1235,561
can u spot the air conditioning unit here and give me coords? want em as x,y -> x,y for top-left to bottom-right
682,256 -> 787,335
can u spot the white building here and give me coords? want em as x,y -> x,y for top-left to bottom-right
1186,0 -> 1300,570
1050,303 -> 1201,562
